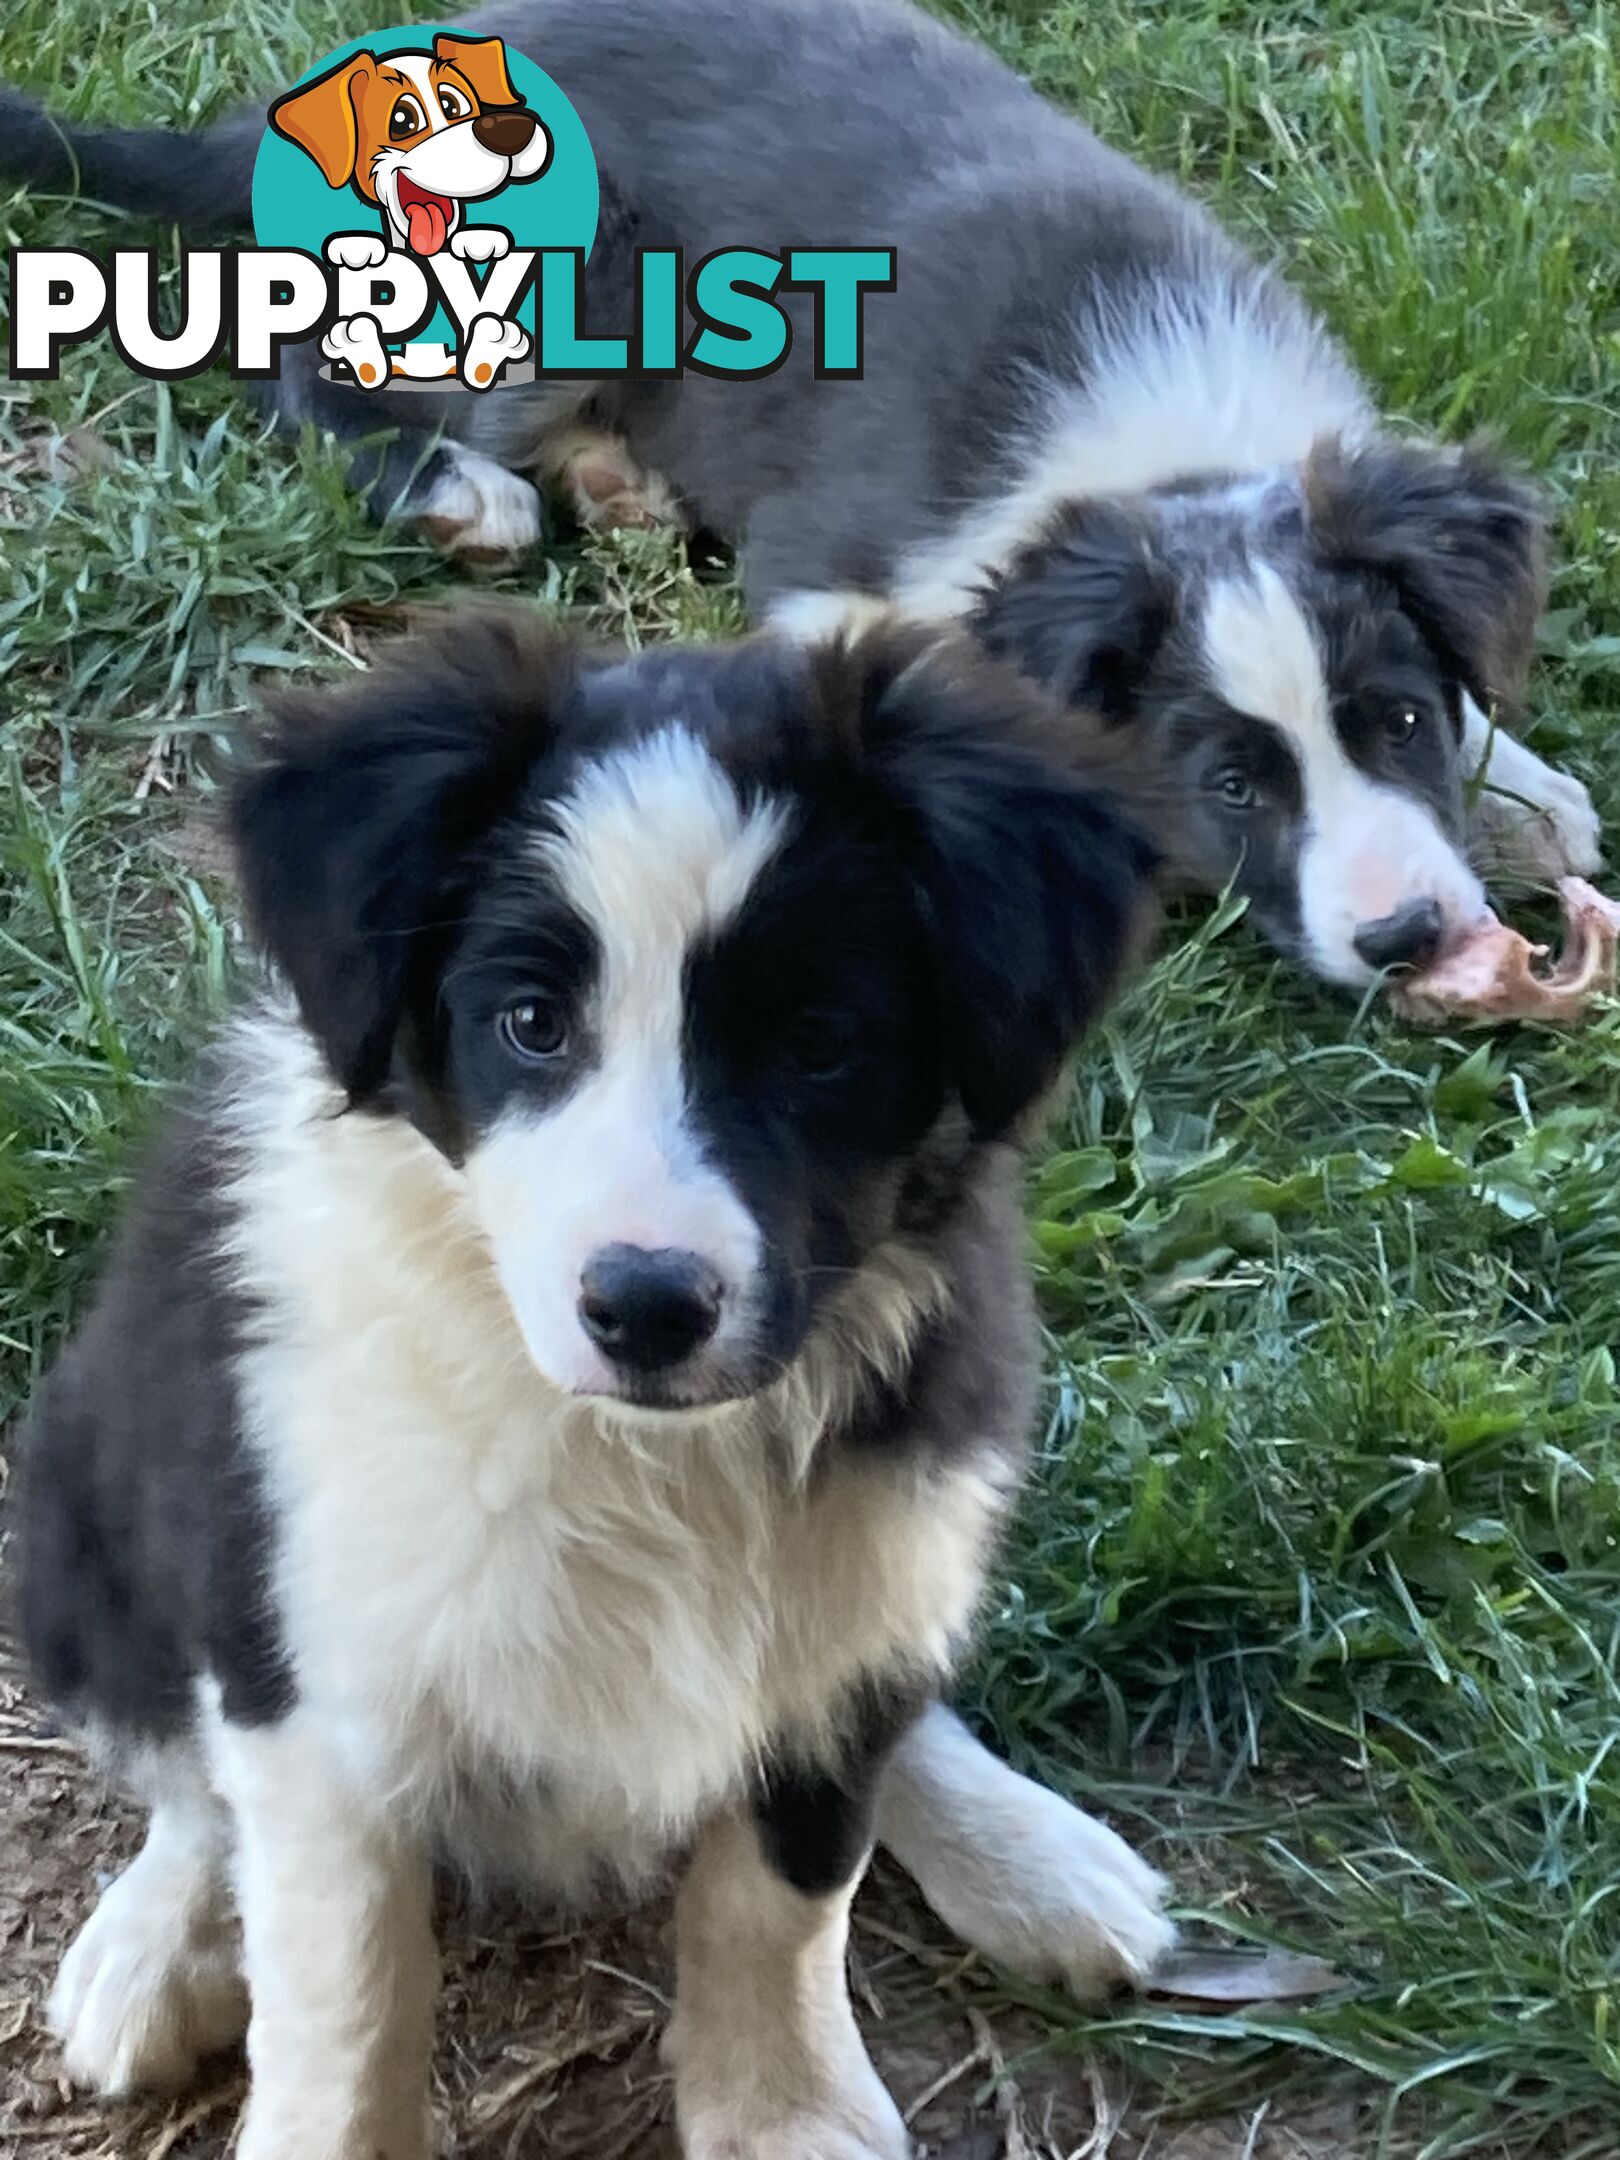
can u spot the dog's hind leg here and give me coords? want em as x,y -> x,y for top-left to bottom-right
876,1703 -> 1175,1998
50,1746 -> 247,2096
540,422 -> 686,534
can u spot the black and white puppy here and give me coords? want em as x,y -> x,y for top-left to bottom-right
2,0 -> 1601,984
19,612 -> 1163,2160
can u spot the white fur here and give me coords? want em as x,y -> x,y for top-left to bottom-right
49,1767 -> 246,2095
878,1704 -> 1174,1996
891,277 -> 1371,620
1202,566 -> 1491,984
207,1699 -> 436,2160
1462,693 -> 1603,880
416,444 -> 542,557
465,730 -> 786,1399
669,1811 -> 910,2160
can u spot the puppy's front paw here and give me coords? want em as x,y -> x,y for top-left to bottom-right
414,446 -> 541,562
678,2058 -> 910,2160
449,225 -> 512,263
325,233 -> 390,272
50,1878 -> 247,2096
460,314 -> 530,389
322,315 -> 390,391
880,1714 -> 1174,2001
1477,768 -> 1603,880
926,1784 -> 1174,1997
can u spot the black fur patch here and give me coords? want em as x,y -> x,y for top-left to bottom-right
17,1090 -> 294,1742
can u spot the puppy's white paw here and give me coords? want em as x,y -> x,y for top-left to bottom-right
50,1873 -> 247,2095
1476,767 -> 1603,880
325,232 -> 389,272
322,314 -> 390,391
236,2103 -> 430,2160
879,1709 -> 1174,2000
415,445 -> 541,561
932,1783 -> 1175,1997
460,313 -> 530,390
450,225 -> 512,263
677,2049 -> 910,2160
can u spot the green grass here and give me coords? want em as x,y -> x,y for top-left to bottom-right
3,1 -> 1618,2153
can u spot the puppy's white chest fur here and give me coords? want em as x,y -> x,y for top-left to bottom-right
223,1012 -> 1000,1889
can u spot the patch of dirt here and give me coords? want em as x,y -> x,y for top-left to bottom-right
0,1624 -> 1370,2160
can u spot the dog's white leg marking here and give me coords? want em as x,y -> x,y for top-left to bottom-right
543,424 -> 684,534
1463,695 -> 1602,879
50,1770 -> 246,2095
416,443 -> 542,560
669,1811 -> 910,2160
321,315 -> 391,391
459,313 -> 531,390
876,1705 -> 1175,1998
210,1713 -> 436,2160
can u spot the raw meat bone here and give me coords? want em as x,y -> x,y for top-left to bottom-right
1392,877 -> 1620,1025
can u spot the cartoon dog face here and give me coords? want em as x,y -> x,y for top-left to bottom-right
268,33 -> 552,255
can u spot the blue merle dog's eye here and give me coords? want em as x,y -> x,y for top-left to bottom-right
498,999 -> 569,1062
1385,705 -> 1424,745
1211,765 -> 1258,810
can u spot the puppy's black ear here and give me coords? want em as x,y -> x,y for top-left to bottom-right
971,499 -> 1174,720
831,627 -> 1157,1138
231,608 -> 572,1102
1305,436 -> 1546,719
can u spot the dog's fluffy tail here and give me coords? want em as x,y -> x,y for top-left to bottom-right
0,87 -> 261,229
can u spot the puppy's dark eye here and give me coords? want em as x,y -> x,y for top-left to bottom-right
389,94 -> 427,139
1210,766 -> 1258,810
784,1015 -> 856,1083
499,999 -> 569,1062
1385,705 -> 1424,745
437,85 -> 470,120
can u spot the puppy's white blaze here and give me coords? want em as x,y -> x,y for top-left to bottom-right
467,731 -> 789,1392
1203,566 -> 1488,985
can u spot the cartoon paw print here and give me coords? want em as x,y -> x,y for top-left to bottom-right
323,315 -> 390,390
450,227 -> 513,265
460,314 -> 530,390
325,233 -> 390,272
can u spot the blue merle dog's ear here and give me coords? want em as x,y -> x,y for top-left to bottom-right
231,607 -> 574,1104
1305,436 -> 1547,721
822,624 -> 1159,1138
970,498 -> 1175,722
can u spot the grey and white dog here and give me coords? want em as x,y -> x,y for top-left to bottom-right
3,0 -> 1603,986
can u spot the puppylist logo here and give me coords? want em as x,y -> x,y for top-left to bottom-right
9,25 -> 896,388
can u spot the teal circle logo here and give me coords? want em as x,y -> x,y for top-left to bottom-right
251,25 -> 598,381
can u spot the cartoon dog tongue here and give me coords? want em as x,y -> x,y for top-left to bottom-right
404,194 -> 450,255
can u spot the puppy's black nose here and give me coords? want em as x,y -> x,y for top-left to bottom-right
1353,898 -> 1445,973
473,106 -> 539,156
579,1246 -> 724,1373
